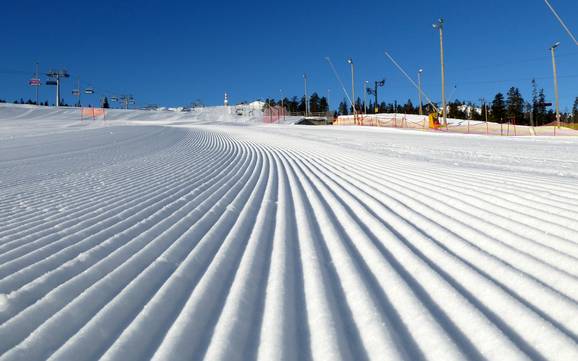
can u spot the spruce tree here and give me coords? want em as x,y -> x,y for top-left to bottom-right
506,87 -> 524,123
572,97 -> 578,123
403,99 -> 415,114
338,99 -> 348,115
319,97 -> 329,113
492,93 -> 506,123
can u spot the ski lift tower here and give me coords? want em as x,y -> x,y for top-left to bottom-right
118,95 -> 135,109
46,69 -> 70,107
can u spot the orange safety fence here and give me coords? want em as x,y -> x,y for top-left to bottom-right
81,108 -> 106,120
334,114 -> 578,137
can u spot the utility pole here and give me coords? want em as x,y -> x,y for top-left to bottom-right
418,69 -> 424,115
303,74 -> 309,117
46,69 -> 70,107
433,18 -> 447,128
550,41 -> 561,128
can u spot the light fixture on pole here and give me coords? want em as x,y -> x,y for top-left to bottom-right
363,80 -> 368,114
550,41 -> 561,129
347,58 -> 356,119
303,73 -> 309,117
433,18 -> 447,128
418,69 -> 424,115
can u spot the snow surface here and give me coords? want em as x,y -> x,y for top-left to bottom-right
1,103 -> 578,360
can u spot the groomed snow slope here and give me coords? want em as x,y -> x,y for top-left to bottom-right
1,105 -> 578,360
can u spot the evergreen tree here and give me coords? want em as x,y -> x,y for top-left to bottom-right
298,96 -> 306,113
289,96 -> 299,113
572,97 -> 578,123
102,97 -> 110,109
491,93 -> 506,123
506,87 -> 524,123
319,96 -> 329,112
355,97 -> 362,114
402,99 -> 415,114
469,102 -> 481,120
338,99 -> 349,115
535,88 -> 547,125
309,92 -> 320,113
531,79 -> 539,124
448,101 -> 460,119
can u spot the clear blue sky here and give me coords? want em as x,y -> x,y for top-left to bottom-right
2,0 -> 577,110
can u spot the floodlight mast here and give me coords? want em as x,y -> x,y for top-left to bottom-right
433,18 -> 447,128
550,41 -> 561,129
363,81 -> 368,114
347,58 -> 356,119
418,69 -> 424,115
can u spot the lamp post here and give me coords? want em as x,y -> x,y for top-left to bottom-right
550,41 -> 561,129
347,58 -> 356,119
363,80 -> 368,114
418,69 -> 424,116
303,73 -> 309,117
433,18 -> 447,128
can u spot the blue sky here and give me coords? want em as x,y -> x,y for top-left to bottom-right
1,0 -> 577,110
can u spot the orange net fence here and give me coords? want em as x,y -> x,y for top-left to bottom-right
334,114 -> 578,136
81,108 -> 106,120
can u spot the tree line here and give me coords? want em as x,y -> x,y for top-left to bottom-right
263,93 -> 330,114
264,79 -> 578,125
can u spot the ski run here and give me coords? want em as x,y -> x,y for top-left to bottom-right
1,104 -> 578,361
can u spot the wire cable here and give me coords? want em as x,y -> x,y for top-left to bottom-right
544,0 -> 578,46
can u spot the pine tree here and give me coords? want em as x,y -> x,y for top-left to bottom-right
403,99 -> 415,114
506,87 -> 524,123
319,96 -> 329,112
469,102 -> 481,120
298,96 -> 306,113
492,93 -> 506,123
531,79 -> 539,124
535,89 -> 547,125
102,97 -> 110,109
448,101 -> 460,119
338,99 -> 348,115
572,97 -> 578,123
309,92 -> 320,113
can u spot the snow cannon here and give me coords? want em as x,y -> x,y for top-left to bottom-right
428,113 -> 441,129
